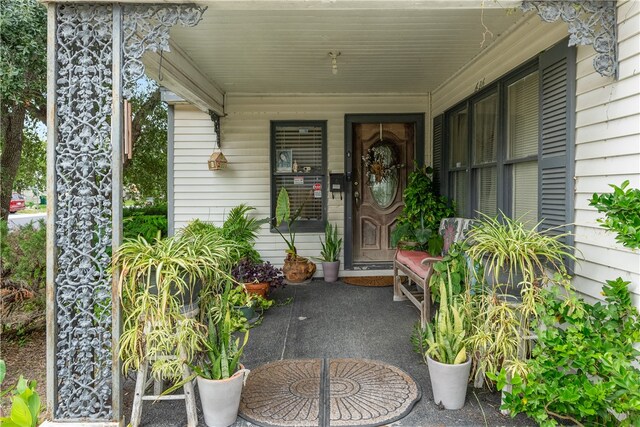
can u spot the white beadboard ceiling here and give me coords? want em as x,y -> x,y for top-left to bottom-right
167,2 -> 526,94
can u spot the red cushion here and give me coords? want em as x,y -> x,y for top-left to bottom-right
396,249 -> 441,279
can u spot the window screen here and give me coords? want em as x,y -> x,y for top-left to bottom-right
271,121 -> 327,232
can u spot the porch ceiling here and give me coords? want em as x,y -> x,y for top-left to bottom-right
166,3 -> 526,95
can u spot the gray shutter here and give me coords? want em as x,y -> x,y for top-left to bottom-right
538,40 -> 576,249
432,114 -> 445,196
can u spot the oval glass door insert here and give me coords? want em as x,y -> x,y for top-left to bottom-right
366,142 -> 399,209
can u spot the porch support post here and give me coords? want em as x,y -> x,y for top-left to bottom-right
521,0 -> 617,78
44,3 -> 205,425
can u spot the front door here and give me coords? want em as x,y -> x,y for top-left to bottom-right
352,122 -> 415,263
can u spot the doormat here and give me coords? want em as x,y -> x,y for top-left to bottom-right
342,276 -> 394,287
239,358 -> 421,427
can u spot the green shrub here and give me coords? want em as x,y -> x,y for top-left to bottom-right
122,215 -> 168,242
492,277 -> 640,426
0,220 -> 46,290
392,165 -> 455,252
589,180 -> 640,249
123,203 -> 167,218
0,360 -> 41,427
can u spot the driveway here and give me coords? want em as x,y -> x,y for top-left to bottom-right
7,213 -> 46,230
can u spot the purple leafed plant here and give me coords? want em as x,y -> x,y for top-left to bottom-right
232,258 -> 285,290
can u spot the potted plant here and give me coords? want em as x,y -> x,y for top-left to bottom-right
272,188 -> 316,282
465,213 -> 574,295
114,232 -> 234,383
191,285 -> 250,427
227,285 -> 274,324
231,258 -> 285,297
416,276 -> 471,410
315,222 -> 342,282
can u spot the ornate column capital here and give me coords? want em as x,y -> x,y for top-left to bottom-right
521,1 -> 617,78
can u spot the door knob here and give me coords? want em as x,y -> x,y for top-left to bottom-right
354,190 -> 360,207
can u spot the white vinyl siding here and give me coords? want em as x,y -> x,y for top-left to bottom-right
572,0 -> 640,307
172,95 -> 429,276
431,0 -> 640,307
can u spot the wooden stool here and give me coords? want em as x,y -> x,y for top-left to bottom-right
130,306 -> 199,427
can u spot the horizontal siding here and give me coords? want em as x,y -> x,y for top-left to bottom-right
429,0 -> 640,307
172,95 -> 429,275
573,0 -> 640,308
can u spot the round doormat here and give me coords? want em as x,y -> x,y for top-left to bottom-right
239,358 -> 421,427
342,276 -> 394,287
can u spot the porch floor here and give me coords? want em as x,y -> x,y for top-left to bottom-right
124,280 -> 534,426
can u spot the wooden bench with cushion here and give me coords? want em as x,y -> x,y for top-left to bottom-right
393,217 -> 475,328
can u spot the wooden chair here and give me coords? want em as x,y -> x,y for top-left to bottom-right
393,218 -> 472,328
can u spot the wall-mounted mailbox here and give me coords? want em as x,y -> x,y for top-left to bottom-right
329,173 -> 345,199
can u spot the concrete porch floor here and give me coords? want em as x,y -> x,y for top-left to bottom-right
124,280 -> 534,426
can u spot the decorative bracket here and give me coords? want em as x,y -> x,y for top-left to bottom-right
521,1 -> 617,78
209,110 -> 221,146
122,5 -> 206,98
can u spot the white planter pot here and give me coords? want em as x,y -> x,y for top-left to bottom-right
197,367 -> 250,427
427,355 -> 471,410
321,260 -> 340,282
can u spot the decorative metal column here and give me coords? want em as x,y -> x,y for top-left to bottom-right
46,3 -> 205,423
521,1 -> 617,78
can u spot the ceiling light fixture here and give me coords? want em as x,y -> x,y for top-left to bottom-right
329,51 -> 341,75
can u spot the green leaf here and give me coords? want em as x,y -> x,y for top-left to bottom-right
0,360 -> 6,385
275,188 -> 290,226
9,396 -> 32,427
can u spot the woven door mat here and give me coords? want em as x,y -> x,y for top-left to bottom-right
342,276 -> 395,287
239,358 -> 421,427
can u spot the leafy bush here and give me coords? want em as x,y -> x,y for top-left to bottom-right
589,180 -> 640,249
392,165 -> 455,252
123,215 -> 168,242
182,204 -> 265,264
492,278 -> 640,426
122,203 -> 168,241
0,220 -> 46,290
428,241 -> 469,301
123,203 -> 167,217
0,360 -> 41,427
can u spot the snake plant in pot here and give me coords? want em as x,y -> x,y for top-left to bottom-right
273,188 -> 316,282
415,273 -> 471,410
194,285 -> 250,427
315,222 -> 342,282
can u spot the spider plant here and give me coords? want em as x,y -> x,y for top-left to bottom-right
465,212 -> 575,289
114,231 -> 236,382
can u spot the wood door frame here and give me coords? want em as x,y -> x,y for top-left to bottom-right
344,113 -> 425,270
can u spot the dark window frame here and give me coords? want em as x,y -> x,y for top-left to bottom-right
270,120 -> 328,233
444,59 -> 539,219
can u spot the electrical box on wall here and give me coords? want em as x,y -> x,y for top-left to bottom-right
329,173 -> 345,199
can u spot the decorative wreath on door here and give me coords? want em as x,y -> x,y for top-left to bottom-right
362,141 -> 404,184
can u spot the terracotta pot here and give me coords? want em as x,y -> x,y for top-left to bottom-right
282,256 -> 316,283
244,282 -> 269,298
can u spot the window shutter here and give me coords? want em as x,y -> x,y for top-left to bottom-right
432,114 -> 445,195
538,41 -> 576,248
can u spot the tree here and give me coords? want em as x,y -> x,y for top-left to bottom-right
13,121 -> 46,194
0,0 -> 47,220
124,83 -> 168,202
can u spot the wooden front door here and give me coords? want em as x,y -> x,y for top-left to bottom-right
353,123 -> 415,263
